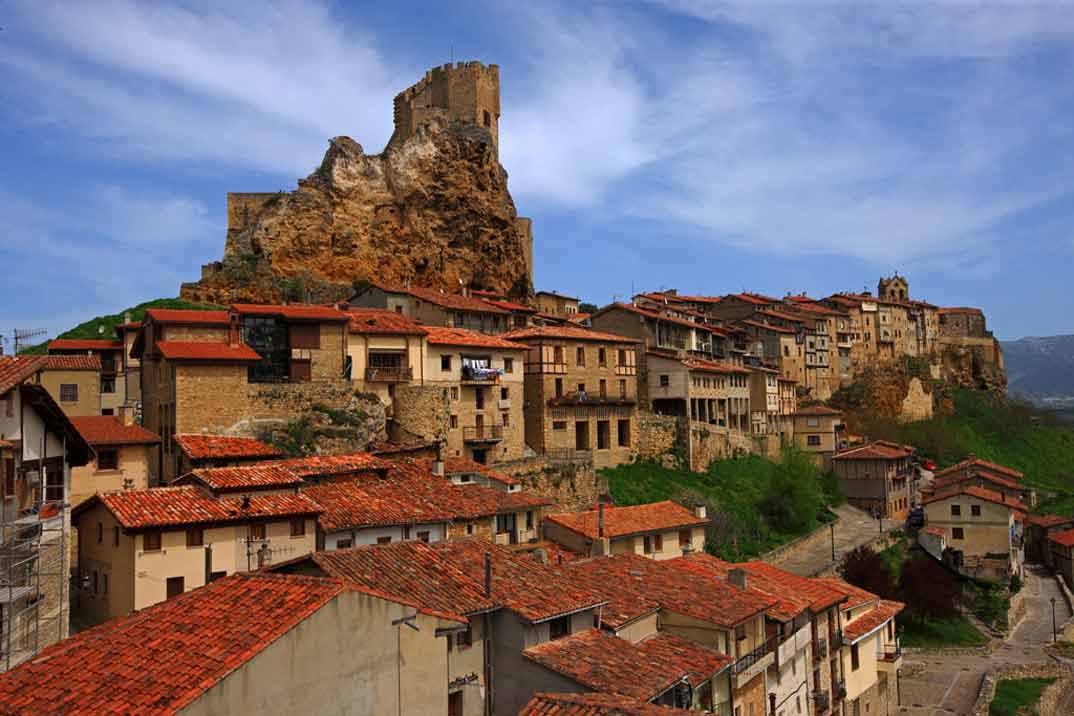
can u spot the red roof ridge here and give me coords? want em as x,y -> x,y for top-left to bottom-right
69,416 -> 160,446
545,501 -> 708,540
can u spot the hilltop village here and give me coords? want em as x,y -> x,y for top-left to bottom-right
0,62 -> 1061,716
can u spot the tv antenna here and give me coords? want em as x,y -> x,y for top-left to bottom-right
2,328 -> 47,355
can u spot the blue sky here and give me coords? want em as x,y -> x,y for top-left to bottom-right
3,1 -> 1074,345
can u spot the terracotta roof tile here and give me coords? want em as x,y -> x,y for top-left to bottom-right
595,303 -> 710,332
535,290 -> 580,302
758,309 -> 806,324
934,458 -> 1023,481
344,308 -> 427,335
922,526 -> 946,537
679,356 -> 751,375
69,416 -> 160,446
74,485 -> 322,530
385,461 -> 549,518
676,294 -> 724,305
0,356 -> 46,395
0,572 -> 342,715
559,557 -> 662,629
268,452 -> 393,478
523,629 -> 726,702
731,292 -> 779,305
302,479 -> 453,531
47,339 -> 123,351
174,434 -> 281,461
432,539 -> 604,623
811,577 -> 879,611
793,405 -> 843,417
156,341 -> 262,362
737,319 -> 797,335
481,297 -> 537,313
42,354 -> 102,371
176,464 -> 305,492
932,470 -> 1022,494
843,599 -> 905,643
503,325 -> 640,344
375,283 -> 510,313
232,303 -> 349,322
300,541 -> 498,622
545,501 -> 708,541
520,692 -> 695,716
1025,514 -> 1074,528
145,308 -> 230,325
423,326 -> 527,350
921,484 -> 1026,512
432,456 -> 520,486
833,441 -> 914,461
1049,528 -> 1074,547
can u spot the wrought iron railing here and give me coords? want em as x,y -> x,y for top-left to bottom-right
463,425 -> 503,442
732,637 -> 774,675
364,365 -> 412,382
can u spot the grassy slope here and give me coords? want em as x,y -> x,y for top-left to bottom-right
900,615 -> 987,648
989,677 -> 1056,715
19,298 -> 224,354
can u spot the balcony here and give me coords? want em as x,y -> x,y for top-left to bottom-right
525,361 -> 567,374
463,425 -> 503,443
812,690 -> 830,714
877,640 -> 902,672
614,365 -> 636,376
547,391 -> 636,408
732,637 -> 775,688
461,365 -> 501,385
829,628 -> 843,651
364,365 -> 413,383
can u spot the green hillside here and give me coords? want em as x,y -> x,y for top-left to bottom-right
19,298 -> 224,354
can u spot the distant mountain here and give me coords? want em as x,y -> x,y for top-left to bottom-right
1002,334 -> 1074,405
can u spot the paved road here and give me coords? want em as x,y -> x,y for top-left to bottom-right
768,503 -> 885,577
898,565 -> 1071,716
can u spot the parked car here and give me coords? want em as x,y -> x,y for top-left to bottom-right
921,459 -> 937,471
906,507 -> 925,529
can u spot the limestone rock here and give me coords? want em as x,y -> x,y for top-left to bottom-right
181,118 -> 533,304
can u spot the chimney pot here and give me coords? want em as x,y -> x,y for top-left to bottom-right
598,502 -> 605,538
694,505 -> 707,519
728,567 -> 748,590
484,552 -> 492,597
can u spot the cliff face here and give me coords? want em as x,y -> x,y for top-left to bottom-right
181,119 -> 533,304
937,338 -> 1007,395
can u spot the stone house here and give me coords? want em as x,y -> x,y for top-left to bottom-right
135,304 -> 352,482
68,415 -> 160,506
937,307 -> 989,338
71,484 -> 321,626
342,306 -> 427,407
543,501 -> 708,561
924,463 -> 1032,509
1025,514 -> 1074,567
0,355 -> 92,670
39,354 -> 101,417
776,377 -> 798,443
174,433 -> 282,478
590,303 -> 723,365
921,485 -> 1026,583
737,319 -> 805,388
705,292 -> 781,322
831,441 -> 916,521
1049,529 -> 1074,590
0,571 -> 466,716
504,325 -> 641,469
791,406 -> 845,471
747,365 -> 781,442
534,290 -> 580,317
350,282 -> 511,335
420,326 -> 527,464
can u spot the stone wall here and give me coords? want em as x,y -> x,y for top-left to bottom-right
970,663 -> 1074,716
636,413 -> 681,465
495,455 -> 604,513
688,422 -> 752,472
392,384 -> 448,444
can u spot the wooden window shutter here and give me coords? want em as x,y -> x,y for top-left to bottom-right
288,323 -> 320,350
289,359 -> 312,383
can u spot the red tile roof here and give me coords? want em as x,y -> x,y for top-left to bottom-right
42,354 -> 102,371
69,416 -> 160,446
344,308 -> 427,335
386,460 -> 550,518
811,577 -> 879,611
431,456 -> 519,486
0,356 -> 45,395
934,458 -> 1024,481
783,298 -> 845,316
561,553 -> 775,629
503,325 -> 639,344
296,541 -> 498,623
559,557 -> 662,629
676,294 -> 724,305
375,283 -> 510,313
156,341 -> 262,362
523,629 -> 727,702
433,539 -> 605,623
937,306 -> 984,315
758,309 -> 806,324
737,319 -> 797,335
545,501 -> 707,541
843,599 -> 905,643
680,356 -> 751,375
145,308 -> 230,325
47,339 -> 123,352
921,484 -> 1026,512
174,434 -> 281,461
596,303 -> 710,332
267,452 -> 393,478
74,485 -> 322,530
520,692 -> 695,716
833,441 -> 914,461
302,479 -> 453,531
1025,514 -> 1073,528
922,526 -> 946,537
1049,528 -> 1074,547
793,405 -> 843,417
932,470 -> 1022,494
231,303 -> 349,322
731,292 -> 779,305
481,297 -> 537,313
423,326 -> 527,350
0,572 -> 342,715
176,464 -> 305,492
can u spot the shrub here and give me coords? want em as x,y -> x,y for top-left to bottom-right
898,554 -> 960,621
840,545 -> 897,599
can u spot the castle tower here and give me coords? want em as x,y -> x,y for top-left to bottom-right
878,273 -> 909,302
389,62 -> 501,156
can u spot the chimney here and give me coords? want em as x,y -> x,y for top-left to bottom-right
693,505 -> 707,520
432,442 -> 446,477
124,311 -> 132,325
229,312 -> 240,347
728,567 -> 748,590
241,494 -> 251,511
598,502 -> 605,538
484,552 -> 492,597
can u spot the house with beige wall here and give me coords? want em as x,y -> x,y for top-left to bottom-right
422,326 -> 526,464
792,405 -> 845,470
504,325 -> 640,469
72,485 -> 321,626
48,338 -> 128,415
350,282 -> 511,334
922,484 -> 1025,583
543,501 -> 708,560
39,354 -> 101,417
534,290 -> 581,317
68,415 -> 159,506
831,441 -> 915,521
343,306 -> 427,406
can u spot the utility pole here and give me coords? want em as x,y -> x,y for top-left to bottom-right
830,522 -> 836,563
1052,597 -> 1058,643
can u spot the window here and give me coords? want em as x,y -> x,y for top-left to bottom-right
101,376 -> 116,394
450,415 -> 458,429
548,615 -> 570,640
553,346 -> 564,364
101,408 -> 114,416
951,504 -> 961,517
166,576 -> 185,600
92,570 -> 98,595
186,528 -> 204,547
619,379 -> 627,399
97,523 -> 103,544
659,374 -> 669,387
555,378 -> 563,397
807,435 -> 821,446
143,531 -> 162,552
456,624 -> 473,649
503,357 -> 513,373
599,379 -> 607,398
617,419 -> 631,447
501,412 -> 510,427
466,524 -> 474,535
501,387 -> 509,400
596,420 -> 610,450
377,536 -> 392,545
483,109 -> 491,127
952,527 -> 965,540
290,519 -> 306,537
336,538 -> 353,549
475,388 -> 485,410
598,348 -> 607,367
249,524 -> 266,540
59,384 -> 78,402
679,529 -> 692,547
113,525 -> 120,547
97,448 -> 119,471
553,421 -> 567,431
576,346 -> 585,366
244,317 -> 290,383
441,355 -> 452,371
850,643 -> 860,671
806,417 -> 820,427
450,386 -> 459,401
971,505 -> 981,517
417,530 -> 431,543
643,534 -> 663,554
526,510 -> 534,530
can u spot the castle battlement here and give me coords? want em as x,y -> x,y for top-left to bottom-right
389,61 -> 501,155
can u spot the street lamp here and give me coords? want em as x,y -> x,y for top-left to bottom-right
830,522 -> 836,563
1052,597 -> 1058,643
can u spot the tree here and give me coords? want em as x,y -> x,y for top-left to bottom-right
760,449 -> 824,534
578,302 -> 598,314
839,546 -> 897,599
898,554 -> 960,622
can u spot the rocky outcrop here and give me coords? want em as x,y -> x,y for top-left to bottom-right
181,119 -> 533,304
937,337 -> 1008,395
